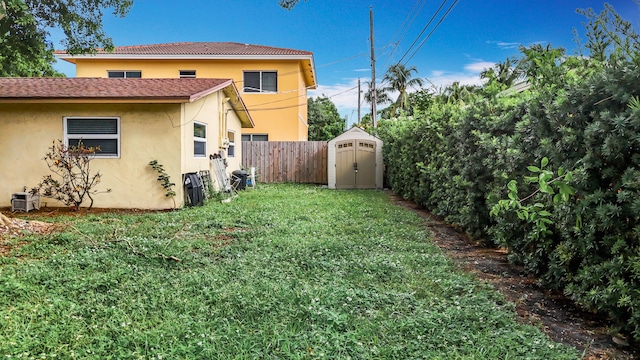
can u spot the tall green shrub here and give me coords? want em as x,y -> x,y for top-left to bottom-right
378,53 -> 640,340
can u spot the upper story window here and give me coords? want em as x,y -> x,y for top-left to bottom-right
243,71 -> 277,93
194,122 -> 207,157
107,71 -> 141,78
179,70 -> 196,78
64,117 -> 120,158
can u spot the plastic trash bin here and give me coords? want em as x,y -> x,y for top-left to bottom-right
232,170 -> 247,190
184,173 -> 204,206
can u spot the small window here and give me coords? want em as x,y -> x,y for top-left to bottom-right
179,70 -> 196,78
107,71 -> 141,78
64,117 -> 120,157
227,131 -> 236,158
241,134 -> 269,142
194,122 -> 207,157
243,71 -> 277,93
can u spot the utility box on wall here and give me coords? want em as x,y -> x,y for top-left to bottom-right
11,192 -> 40,212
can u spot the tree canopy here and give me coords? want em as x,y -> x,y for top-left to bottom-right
279,0 -> 305,10
0,0 -> 133,77
307,96 -> 345,141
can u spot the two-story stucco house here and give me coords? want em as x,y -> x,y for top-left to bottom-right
55,42 -> 317,142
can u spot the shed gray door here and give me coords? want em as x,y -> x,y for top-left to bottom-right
335,140 -> 376,189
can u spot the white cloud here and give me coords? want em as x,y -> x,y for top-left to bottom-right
425,71 -> 484,91
464,61 -> 495,73
425,60 -> 491,91
487,40 -> 548,50
487,40 -> 521,49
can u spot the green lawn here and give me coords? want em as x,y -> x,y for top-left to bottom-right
0,184 -> 579,359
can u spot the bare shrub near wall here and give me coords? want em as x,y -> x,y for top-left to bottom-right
31,140 -> 111,210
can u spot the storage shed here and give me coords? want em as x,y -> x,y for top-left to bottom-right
328,127 -> 384,189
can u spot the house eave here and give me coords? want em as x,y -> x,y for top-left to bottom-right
222,83 -> 254,128
56,53 -> 314,62
0,98 -> 192,104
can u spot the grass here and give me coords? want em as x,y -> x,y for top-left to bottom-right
0,184 -> 579,359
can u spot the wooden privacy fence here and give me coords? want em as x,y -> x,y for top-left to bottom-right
242,141 -> 328,184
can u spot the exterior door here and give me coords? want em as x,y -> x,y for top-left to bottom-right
335,140 -> 376,189
336,140 -> 355,189
355,141 -> 376,188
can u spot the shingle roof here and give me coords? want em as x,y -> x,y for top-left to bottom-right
0,77 -> 232,102
54,42 -> 313,57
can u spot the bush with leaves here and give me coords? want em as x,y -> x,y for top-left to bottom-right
32,140 -> 111,210
148,160 -> 176,208
378,45 -> 640,339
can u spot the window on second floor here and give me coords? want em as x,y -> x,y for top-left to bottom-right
243,71 -> 277,93
107,71 -> 141,78
179,70 -> 196,78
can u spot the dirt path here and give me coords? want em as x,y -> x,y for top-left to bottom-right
387,192 -> 637,360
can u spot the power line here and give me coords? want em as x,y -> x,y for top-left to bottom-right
327,85 -> 359,99
316,52 -> 368,68
245,84 -> 360,111
403,0 -> 459,65
383,0 -> 428,68
397,0 -> 449,65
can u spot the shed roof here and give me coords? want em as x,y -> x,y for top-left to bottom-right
328,126 -> 383,144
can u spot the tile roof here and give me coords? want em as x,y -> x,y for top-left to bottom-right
55,42 -> 313,57
0,77 -> 232,102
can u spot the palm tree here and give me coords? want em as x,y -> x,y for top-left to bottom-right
363,80 -> 391,106
480,57 -> 524,88
438,81 -> 478,105
381,63 -> 424,115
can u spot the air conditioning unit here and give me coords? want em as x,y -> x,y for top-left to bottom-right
11,192 -> 40,212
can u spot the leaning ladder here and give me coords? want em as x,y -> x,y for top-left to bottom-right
210,157 -> 233,194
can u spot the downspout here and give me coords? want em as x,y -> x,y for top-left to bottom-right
181,103 -> 186,174
180,103 -> 187,207
220,93 -> 231,158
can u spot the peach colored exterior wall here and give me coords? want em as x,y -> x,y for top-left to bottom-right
74,59 -> 309,141
0,94 -> 243,209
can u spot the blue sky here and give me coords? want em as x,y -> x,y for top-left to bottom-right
53,0 -> 640,125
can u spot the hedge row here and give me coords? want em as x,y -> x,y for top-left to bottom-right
377,58 -> 640,340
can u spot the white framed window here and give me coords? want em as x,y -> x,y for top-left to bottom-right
194,122 -> 207,157
64,117 -> 120,158
243,71 -> 277,93
241,134 -> 269,142
107,70 -> 141,78
179,70 -> 196,78
227,131 -> 235,158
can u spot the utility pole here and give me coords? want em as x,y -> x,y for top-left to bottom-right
369,6 -> 377,128
357,78 -> 361,126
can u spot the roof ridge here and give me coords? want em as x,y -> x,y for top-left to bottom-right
56,41 -> 313,56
